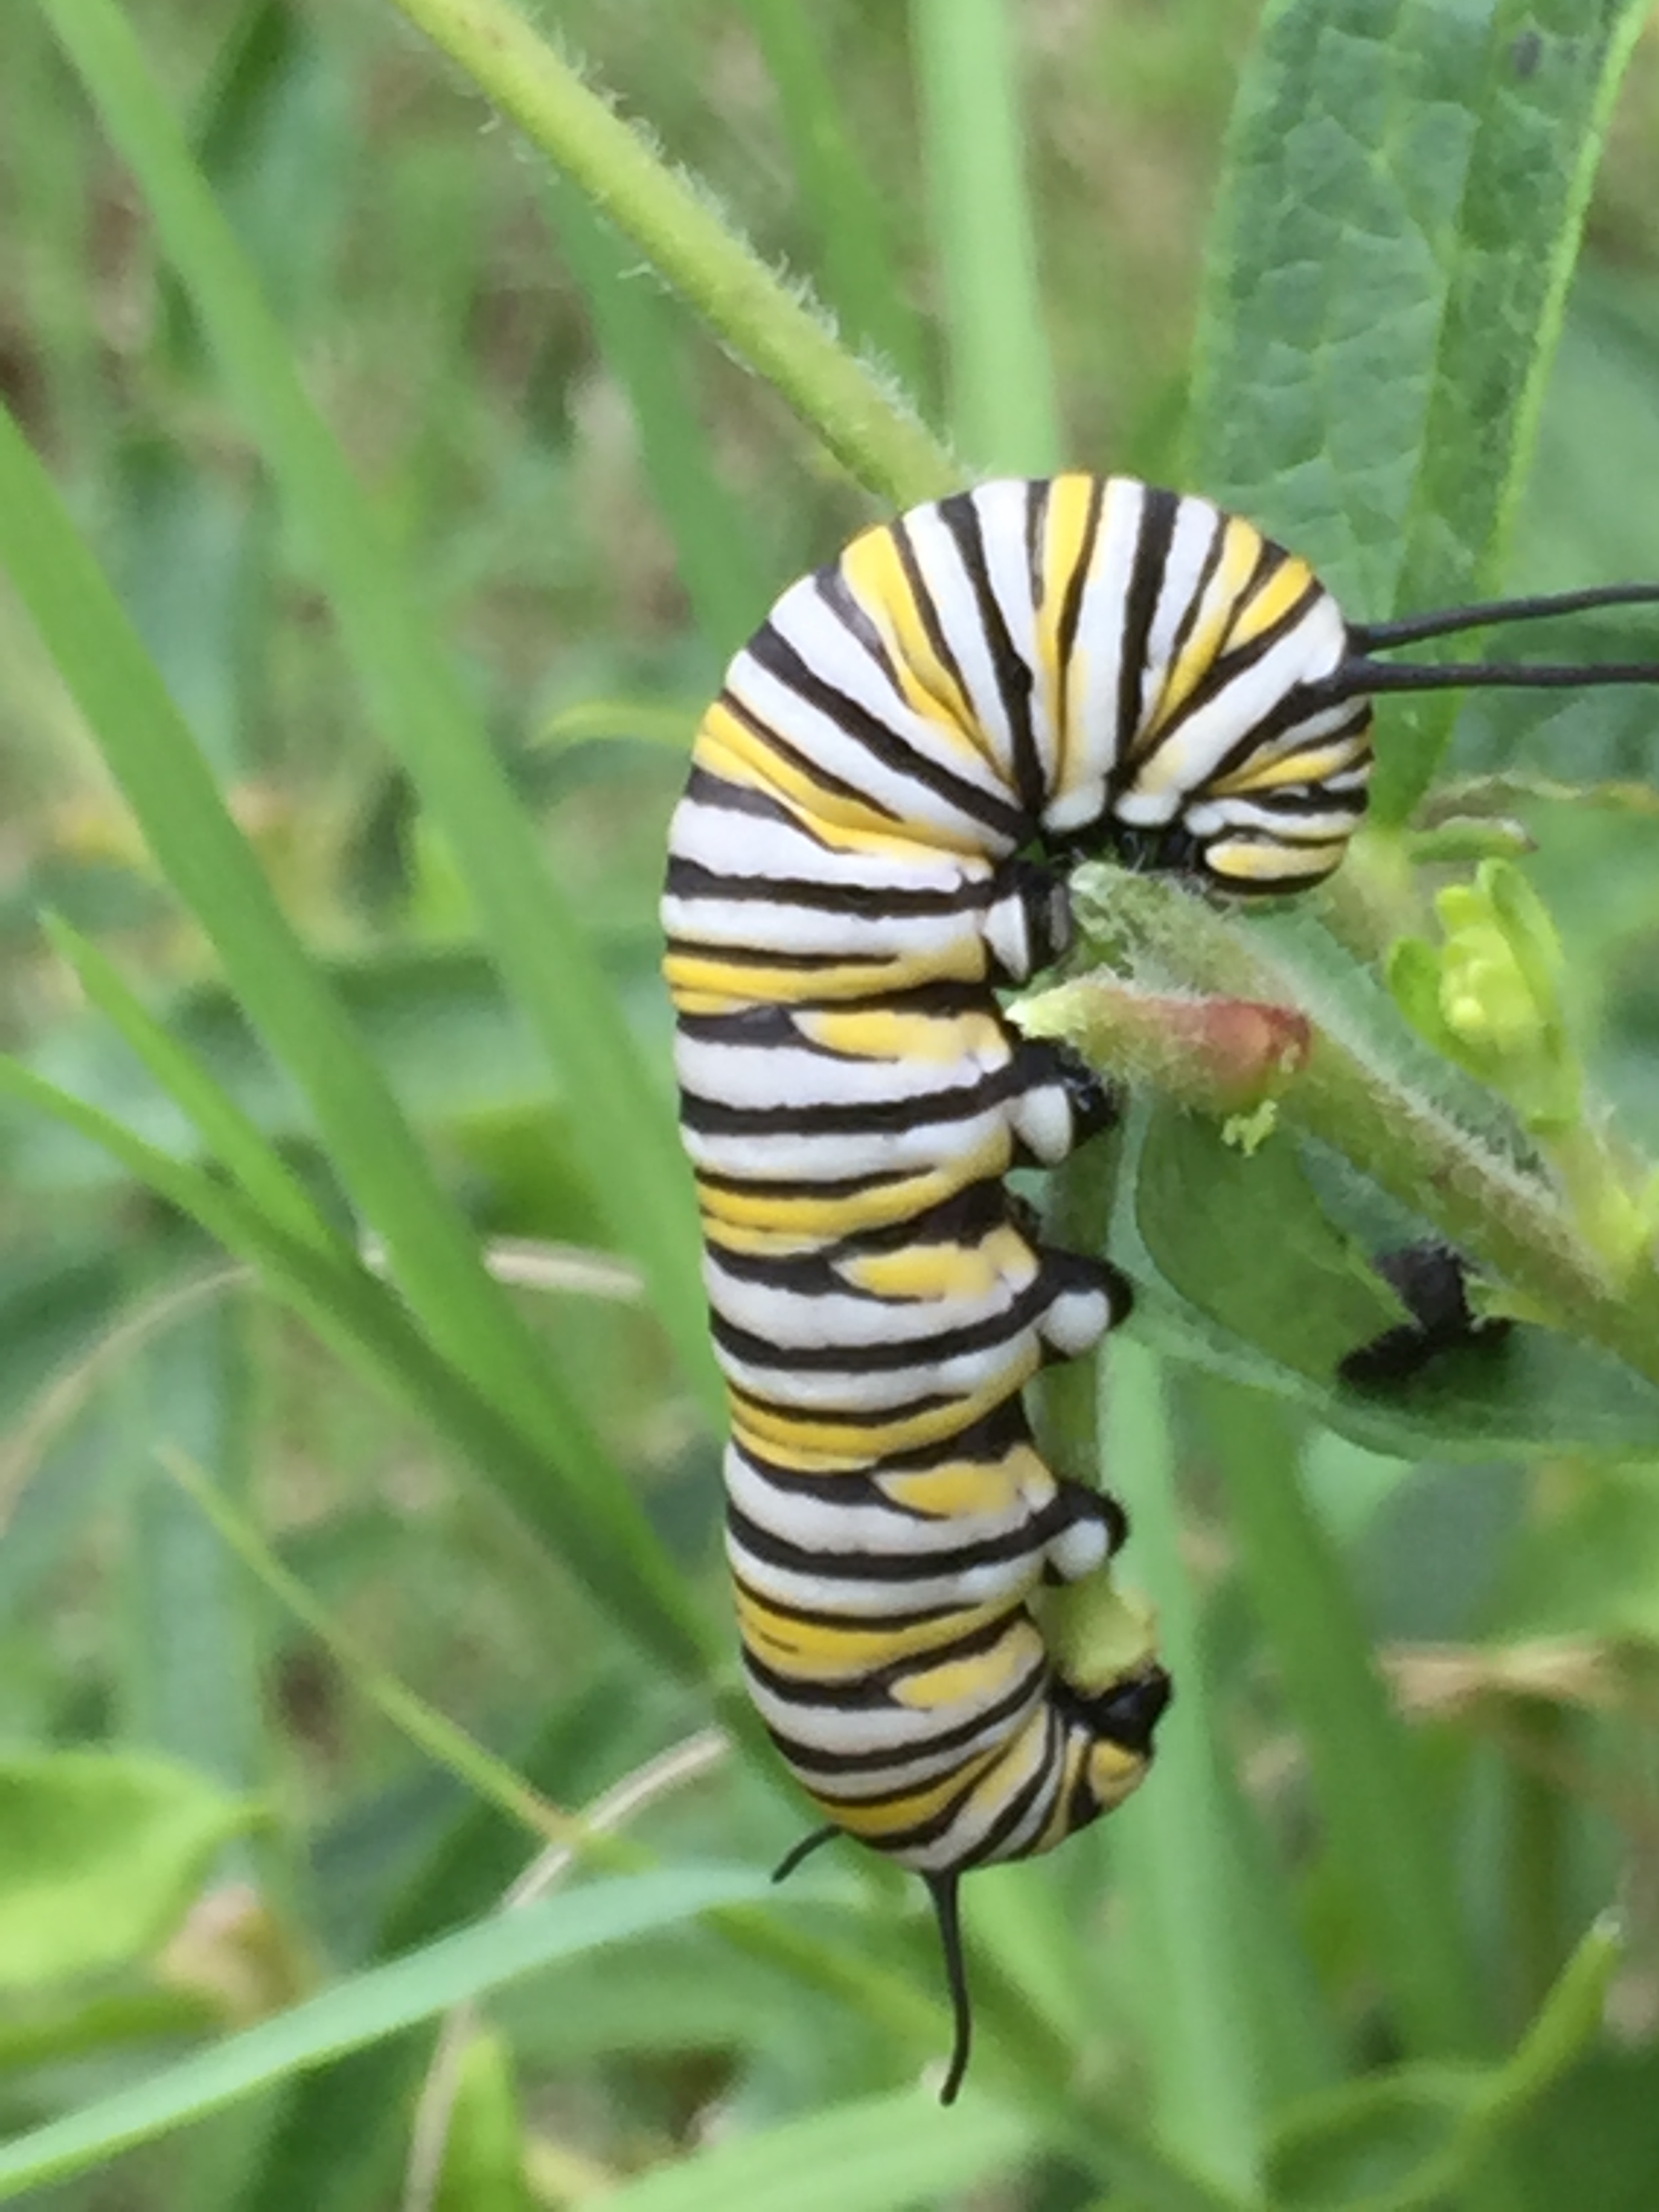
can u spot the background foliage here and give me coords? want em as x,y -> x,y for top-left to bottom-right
3,1 -> 1659,2207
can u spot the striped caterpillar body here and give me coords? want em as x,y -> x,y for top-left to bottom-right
661,472 -> 1659,2100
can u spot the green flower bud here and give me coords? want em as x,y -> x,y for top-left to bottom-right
1388,861 -> 1579,1132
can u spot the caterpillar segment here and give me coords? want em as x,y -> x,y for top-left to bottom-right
665,473 -> 1659,2100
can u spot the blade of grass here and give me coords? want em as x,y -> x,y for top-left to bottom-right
546,173 -> 770,655
163,1447 -> 1073,2148
909,0 -> 1061,474
39,0 -> 721,1420
43,915 -> 338,1254
737,0 -> 928,396
0,395 -> 712,1673
0,1868 -> 775,2201
0,1056 -> 710,1676
117,1306 -> 267,1867
160,1444 -> 600,1860
1192,1374 -> 1486,2057
375,0 -> 958,510
1102,1340 -> 1264,2196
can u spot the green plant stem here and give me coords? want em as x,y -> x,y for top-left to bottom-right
1034,867 -> 1659,1391
380,0 -> 956,510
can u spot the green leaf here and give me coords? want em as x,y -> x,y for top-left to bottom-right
595,2086 -> 1038,2212
1331,1325 -> 1659,1461
1136,1106 -> 1408,1377
0,1868 -> 773,2199
0,1750 -> 258,1990
1190,0 -> 1648,819
1130,1103 -> 1659,1457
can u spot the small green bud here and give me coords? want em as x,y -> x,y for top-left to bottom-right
1389,860 -> 1579,1132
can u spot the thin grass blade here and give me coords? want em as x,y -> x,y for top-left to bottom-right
0,1056 -> 711,1675
739,0 -> 928,396
0,1869 -> 774,2200
546,174 -> 770,655
909,0 -> 1061,474
39,0 -> 721,1416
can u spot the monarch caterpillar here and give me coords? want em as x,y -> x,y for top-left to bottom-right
661,474 -> 1659,2100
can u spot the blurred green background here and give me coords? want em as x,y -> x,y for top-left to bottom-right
5,3 -> 1659,2208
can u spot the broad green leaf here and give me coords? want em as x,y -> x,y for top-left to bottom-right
0,1868 -> 773,2198
596,2086 -> 1038,2212
1190,0 -> 1648,819
0,1750 -> 258,1990
40,0 -> 720,1419
1130,1101 -> 1659,1456
1136,1106 -> 1408,1377
1384,1 -> 1650,821
1509,268 -> 1659,598
1331,1325 -> 1659,1460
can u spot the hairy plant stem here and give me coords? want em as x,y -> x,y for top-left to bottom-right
381,0 -> 957,507
1029,867 -> 1659,1393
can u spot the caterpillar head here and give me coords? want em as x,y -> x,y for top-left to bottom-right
1111,562 -> 1659,898
1108,565 -> 1374,896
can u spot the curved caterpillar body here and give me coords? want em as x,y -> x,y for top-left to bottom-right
661,472 -> 1659,2099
